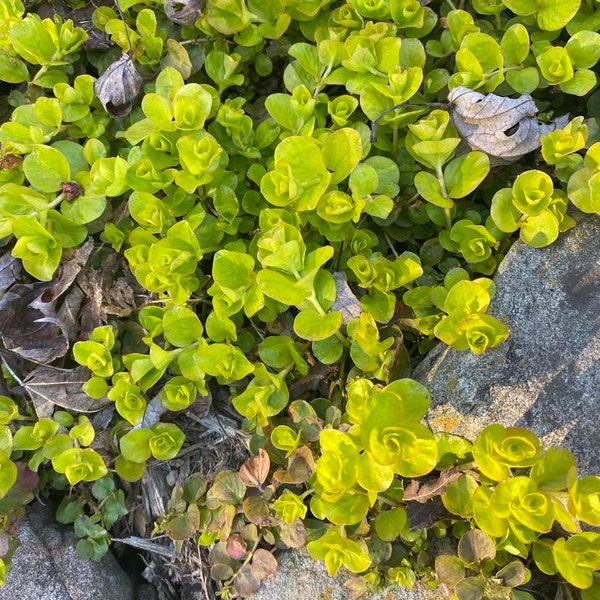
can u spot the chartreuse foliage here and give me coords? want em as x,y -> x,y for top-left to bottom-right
0,0 -> 599,596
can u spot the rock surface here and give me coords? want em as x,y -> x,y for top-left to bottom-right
0,502 -> 135,600
253,550 -> 444,600
254,215 -> 600,600
415,214 -> 600,476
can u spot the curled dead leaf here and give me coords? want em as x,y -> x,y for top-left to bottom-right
448,86 -> 569,162
94,54 -> 143,118
402,469 -> 462,503
164,0 -> 204,26
239,448 -> 270,488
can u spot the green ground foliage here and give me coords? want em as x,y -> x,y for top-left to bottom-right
0,0 -> 598,597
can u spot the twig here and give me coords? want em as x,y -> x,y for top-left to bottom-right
112,536 -> 176,559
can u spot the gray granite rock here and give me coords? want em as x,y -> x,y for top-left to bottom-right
254,550 -> 444,600
254,216 -> 600,600
0,502 -> 135,600
416,214 -> 600,476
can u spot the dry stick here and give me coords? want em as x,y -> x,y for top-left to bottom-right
370,102 -> 448,143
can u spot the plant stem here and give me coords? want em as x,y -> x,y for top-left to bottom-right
47,193 -> 66,209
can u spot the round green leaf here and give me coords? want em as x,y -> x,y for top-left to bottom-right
120,428 -> 154,463
414,171 -> 454,209
553,532 -> 600,588
520,211 -> 559,248
321,128 -> 362,184
442,474 -> 479,518
568,168 -> 600,213
23,145 -> 70,192
293,310 -> 343,341
149,423 -> 185,460
374,507 -> 408,541
163,306 -> 203,347
444,152 -> 490,199
312,336 -> 344,364
356,451 -> 394,492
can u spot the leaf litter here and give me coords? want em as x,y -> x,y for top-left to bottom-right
0,235 -> 248,599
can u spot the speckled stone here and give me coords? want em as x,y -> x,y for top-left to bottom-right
415,214 -> 600,476
0,502 -> 135,600
253,549 -> 444,600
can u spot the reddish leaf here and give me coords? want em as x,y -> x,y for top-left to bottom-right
251,549 -> 278,579
273,446 -> 315,484
239,448 -> 270,488
242,496 -> 272,526
226,534 -> 248,560
278,519 -> 307,548
234,564 -> 261,597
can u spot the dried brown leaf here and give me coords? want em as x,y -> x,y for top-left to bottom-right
55,286 -> 85,343
405,496 -> 452,531
403,469 -> 462,503
164,0 -> 204,25
331,271 -> 362,324
273,446 -> 315,484
449,86 -> 569,162
278,519 -> 307,548
239,448 -> 270,488
0,252 -> 21,296
0,287 -> 69,364
94,54 -> 143,118
22,365 -> 110,417
344,576 -> 369,600
251,549 -> 278,580
36,238 -> 93,305
288,363 -> 332,398
234,564 -> 261,596
141,394 -> 168,429
0,244 -> 92,364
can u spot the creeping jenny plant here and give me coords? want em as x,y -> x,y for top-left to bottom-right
0,0 -> 598,597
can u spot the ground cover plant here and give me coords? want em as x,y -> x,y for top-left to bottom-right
0,0 -> 598,597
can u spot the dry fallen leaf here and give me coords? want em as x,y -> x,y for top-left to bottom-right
0,241 -> 93,364
22,364 -> 110,418
331,271 -> 362,324
94,54 -> 143,117
164,0 -> 204,25
0,253 -> 21,296
239,448 -> 270,488
448,86 -> 569,162
0,284 -> 70,364
403,469 -> 462,503
405,495 -> 452,531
